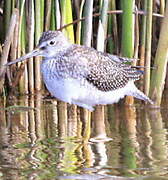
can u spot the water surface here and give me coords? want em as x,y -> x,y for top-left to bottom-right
0,94 -> 168,180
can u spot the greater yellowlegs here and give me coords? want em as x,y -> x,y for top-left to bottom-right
6,31 -> 153,111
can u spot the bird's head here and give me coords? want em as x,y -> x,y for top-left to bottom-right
5,31 -> 71,66
38,31 -> 71,57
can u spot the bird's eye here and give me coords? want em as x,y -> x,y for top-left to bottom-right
49,40 -> 56,46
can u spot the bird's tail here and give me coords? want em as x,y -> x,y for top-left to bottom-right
127,84 -> 153,104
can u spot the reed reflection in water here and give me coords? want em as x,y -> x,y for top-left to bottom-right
0,94 -> 168,180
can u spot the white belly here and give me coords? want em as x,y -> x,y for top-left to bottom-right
42,75 -> 135,111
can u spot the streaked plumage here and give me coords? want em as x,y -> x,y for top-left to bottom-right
6,31 -> 153,111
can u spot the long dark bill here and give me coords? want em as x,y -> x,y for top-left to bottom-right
5,48 -> 43,66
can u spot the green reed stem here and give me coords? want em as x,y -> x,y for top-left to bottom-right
121,0 -> 135,105
50,0 -> 56,30
107,0 -> 118,54
144,0 -> 153,96
121,0 -> 135,57
60,0 -> 74,43
3,0 -> 12,38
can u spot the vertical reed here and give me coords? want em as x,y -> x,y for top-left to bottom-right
107,0 -> 118,54
149,1 -> 168,106
160,0 -> 165,15
45,0 -> 52,31
121,0 -> 135,57
60,0 -> 74,42
97,0 -> 109,51
34,0 -> 44,91
76,0 -> 85,44
121,0 -> 135,105
55,0 -> 61,30
81,0 -> 93,46
18,0 -> 28,94
3,0 -> 12,38
144,0 -> 153,96
139,1 -> 147,77
27,0 -> 35,93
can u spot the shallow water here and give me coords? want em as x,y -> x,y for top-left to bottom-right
0,94 -> 168,180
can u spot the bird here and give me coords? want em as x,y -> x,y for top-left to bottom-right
6,30 -> 153,111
